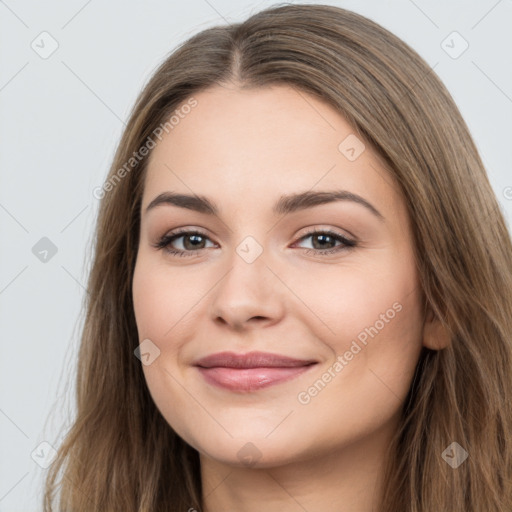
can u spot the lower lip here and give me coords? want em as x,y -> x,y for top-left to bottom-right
197,365 -> 315,392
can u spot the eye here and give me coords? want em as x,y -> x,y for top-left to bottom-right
153,229 -> 216,257
292,228 -> 357,255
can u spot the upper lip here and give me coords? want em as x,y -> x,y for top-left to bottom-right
194,351 -> 318,369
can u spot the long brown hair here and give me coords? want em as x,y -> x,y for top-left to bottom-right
44,3 -> 512,510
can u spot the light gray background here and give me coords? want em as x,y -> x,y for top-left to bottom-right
1,1 -> 511,510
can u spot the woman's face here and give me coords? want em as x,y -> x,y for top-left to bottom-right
132,84 -> 428,468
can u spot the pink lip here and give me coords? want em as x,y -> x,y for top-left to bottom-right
194,351 -> 317,392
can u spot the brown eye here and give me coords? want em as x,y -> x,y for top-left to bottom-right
293,229 -> 357,255
154,230 -> 215,256
180,233 -> 207,250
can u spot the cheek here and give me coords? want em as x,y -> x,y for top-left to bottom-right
288,253 -> 421,351
290,270 -> 423,452
132,256 -> 206,344
293,252 -> 424,401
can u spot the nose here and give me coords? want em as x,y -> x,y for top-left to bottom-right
209,245 -> 285,331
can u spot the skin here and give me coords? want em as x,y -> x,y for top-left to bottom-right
132,83 -> 449,512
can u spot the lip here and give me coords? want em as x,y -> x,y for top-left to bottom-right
194,351 -> 318,392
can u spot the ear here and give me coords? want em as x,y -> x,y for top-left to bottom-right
422,307 -> 451,350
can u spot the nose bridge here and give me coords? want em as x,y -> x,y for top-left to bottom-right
221,233 -> 272,296
209,231 -> 284,327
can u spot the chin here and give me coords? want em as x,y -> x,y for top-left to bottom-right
185,428 -> 319,470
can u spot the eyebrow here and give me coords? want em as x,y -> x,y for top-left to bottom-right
144,189 -> 384,221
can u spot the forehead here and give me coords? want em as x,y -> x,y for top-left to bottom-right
142,84 -> 402,219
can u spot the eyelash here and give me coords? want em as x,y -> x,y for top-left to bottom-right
153,228 -> 357,257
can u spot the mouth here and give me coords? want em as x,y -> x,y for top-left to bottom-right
194,351 -> 318,392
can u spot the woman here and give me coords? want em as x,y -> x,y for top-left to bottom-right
44,4 -> 512,511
